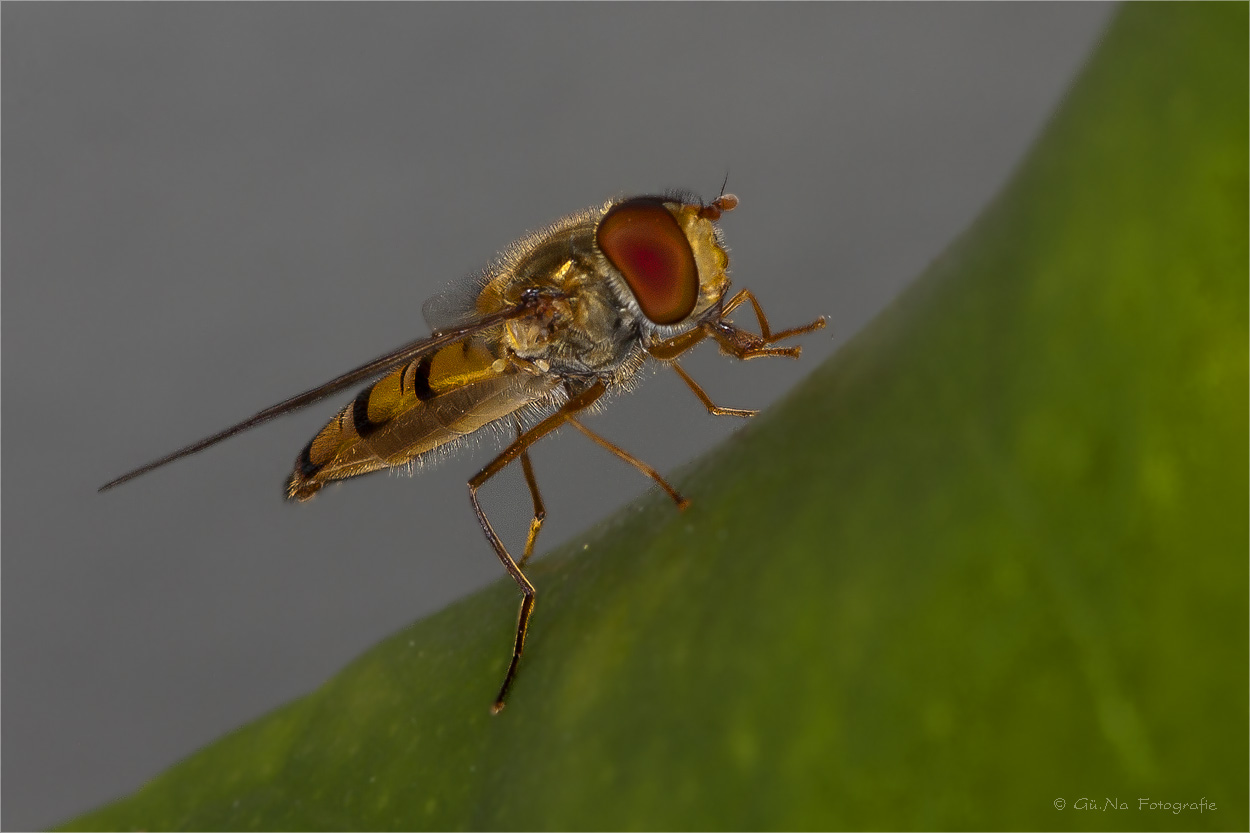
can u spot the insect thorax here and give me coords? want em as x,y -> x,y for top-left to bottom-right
484,197 -> 732,390
488,217 -> 649,386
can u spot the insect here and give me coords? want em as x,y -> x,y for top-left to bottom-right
100,191 -> 826,712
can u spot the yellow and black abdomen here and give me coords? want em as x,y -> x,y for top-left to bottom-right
286,335 -> 555,501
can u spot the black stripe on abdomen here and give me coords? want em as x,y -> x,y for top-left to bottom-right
351,387 -> 377,437
411,356 -> 434,400
296,442 -> 320,479
351,355 -> 437,440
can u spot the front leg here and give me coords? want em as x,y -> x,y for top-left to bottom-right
651,290 -> 826,413
708,290 -> 826,361
671,361 -> 757,418
720,288 -> 828,346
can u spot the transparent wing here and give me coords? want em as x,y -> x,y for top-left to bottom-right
100,294 -> 544,491
421,272 -> 492,331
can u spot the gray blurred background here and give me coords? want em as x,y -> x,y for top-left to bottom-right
3,4 -> 1113,829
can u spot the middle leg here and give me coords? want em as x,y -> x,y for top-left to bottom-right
565,418 -> 690,511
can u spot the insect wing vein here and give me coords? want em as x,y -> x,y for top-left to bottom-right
99,297 -> 543,491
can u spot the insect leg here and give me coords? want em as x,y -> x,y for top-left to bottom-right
720,288 -> 827,346
565,418 -> 690,511
516,420 -> 546,570
670,362 -> 757,418
648,291 -> 825,364
705,291 -> 825,361
648,295 -> 820,414
645,326 -> 709,361
470,380 -> 607,714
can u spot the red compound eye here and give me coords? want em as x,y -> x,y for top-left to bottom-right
597,198 -> 699,325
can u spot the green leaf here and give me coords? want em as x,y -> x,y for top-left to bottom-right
64,4 -> 1247,830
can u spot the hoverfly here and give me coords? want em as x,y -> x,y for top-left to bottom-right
101,191 -> 825,712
